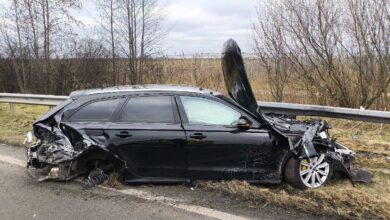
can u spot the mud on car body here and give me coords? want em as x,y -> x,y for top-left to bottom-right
26,39 -> 372,189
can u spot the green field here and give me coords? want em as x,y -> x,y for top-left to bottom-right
0,103 -> 389,219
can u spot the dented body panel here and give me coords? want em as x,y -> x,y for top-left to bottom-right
26,89 -> 291,184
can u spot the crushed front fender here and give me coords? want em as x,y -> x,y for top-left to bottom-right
266,114 -> 373,185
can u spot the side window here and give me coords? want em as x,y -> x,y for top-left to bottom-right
180,96 -> 241,125
118,96 -> 175,124
70,98 -> 123,121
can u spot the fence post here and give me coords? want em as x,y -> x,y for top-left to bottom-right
9,103 -> 15,116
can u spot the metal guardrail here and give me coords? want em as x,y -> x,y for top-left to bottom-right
0,93 -> 69,105
0,93 -> 389,123
258,101 -> 390,124
0,93 -> 68,116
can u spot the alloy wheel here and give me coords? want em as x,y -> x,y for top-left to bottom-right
299,154 -> 330,188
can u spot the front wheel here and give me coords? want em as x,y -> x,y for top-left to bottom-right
284,154 -> 333,189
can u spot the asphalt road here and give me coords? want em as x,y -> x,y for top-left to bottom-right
0,143 -> 325,220
0,159 -> 214,220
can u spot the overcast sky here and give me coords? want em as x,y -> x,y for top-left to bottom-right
160,0 -> 257,55
76,0 -> 257,55
0,0 -> 258,55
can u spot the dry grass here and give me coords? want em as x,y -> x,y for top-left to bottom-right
0,104 -> 389,219
0,103 -> 48,147
200,174 -> 389,219
101,172 -> 127,190
159,58 -> 313,104
200,120 -> 390,219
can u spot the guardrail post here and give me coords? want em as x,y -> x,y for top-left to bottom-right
9,103 -> 15,116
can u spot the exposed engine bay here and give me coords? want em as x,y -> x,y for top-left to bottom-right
265,114 -> 372,184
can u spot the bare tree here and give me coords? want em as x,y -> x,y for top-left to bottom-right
254,0 -> 390,108
0,0 -> 28,92
0,0 -> 81,94
344,0 -> 390,108
24,0 -> 39,59
283,0 -> 352,106
39,0 -> 81,93
116,0 -> 166,84
98,0 -> 118,85
72,38 -> 111,90
253,2 -> 290,102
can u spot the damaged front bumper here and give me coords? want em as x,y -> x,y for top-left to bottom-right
267,114 -> 373,184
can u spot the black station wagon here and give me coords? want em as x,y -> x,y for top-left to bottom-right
26,39 -> 370,189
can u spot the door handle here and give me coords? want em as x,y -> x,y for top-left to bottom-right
115,131 -> 133,138
189,133 -> 207,140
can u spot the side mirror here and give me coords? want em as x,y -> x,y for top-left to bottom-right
236,116 -> 252,130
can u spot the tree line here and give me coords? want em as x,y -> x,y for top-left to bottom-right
0,0 -> 165,95
253,0 -> 390,109
0,0 -> 389,110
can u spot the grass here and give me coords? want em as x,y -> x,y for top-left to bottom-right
0,103 -> 49,146
160,58 -> 313,104
1,103 -> 389,219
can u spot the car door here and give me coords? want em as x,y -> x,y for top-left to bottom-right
106,94 -> 187,182
177,95 -> 276,181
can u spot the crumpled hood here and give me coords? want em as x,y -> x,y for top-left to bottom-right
220,39 -> 372,185
221,39 -> 263,122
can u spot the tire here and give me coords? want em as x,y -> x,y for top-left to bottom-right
284,154 -> 333,189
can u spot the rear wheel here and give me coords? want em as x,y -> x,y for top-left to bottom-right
284,154 -> 333,189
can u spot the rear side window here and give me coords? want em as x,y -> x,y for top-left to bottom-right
118,96 -> 175,123
70,98 -> 123,121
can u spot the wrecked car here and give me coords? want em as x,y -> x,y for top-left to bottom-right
26,39 -> 371,189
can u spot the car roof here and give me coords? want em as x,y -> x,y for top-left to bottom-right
69,84 -> 221,98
